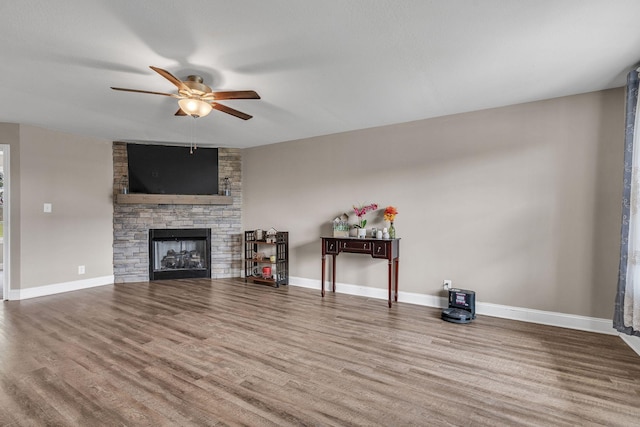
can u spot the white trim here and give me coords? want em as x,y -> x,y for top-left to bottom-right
474,302 -> 617,335
1,144 -> 9,302
290,276 -> 394,300
8,275 -> 114,300
620,334 -> 640,356
289,276 -> 625,338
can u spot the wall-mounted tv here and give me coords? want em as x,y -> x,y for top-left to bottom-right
127,144 -> 218,195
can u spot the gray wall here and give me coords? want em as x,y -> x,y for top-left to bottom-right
242,89 -> 624,319
0,123 -> 113,290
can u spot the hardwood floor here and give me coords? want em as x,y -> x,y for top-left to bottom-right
0,278 -> 638,426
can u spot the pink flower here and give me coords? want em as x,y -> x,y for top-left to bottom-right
352,203 -> 378,228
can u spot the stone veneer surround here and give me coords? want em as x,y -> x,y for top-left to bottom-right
112,142 -> 242,283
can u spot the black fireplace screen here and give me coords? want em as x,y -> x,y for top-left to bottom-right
149,228 -> 211,280
153,240 -> 207,271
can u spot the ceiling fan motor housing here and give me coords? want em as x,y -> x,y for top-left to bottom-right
181,76 -> 212,97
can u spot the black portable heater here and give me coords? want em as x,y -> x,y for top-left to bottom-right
441,288 -> 476,324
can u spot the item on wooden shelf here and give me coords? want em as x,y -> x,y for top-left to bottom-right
255,229 -> 264,240
382,227 -> 390,239
332,213 -> 350,238
384,206 -> 398,239
262,266 -> 272,278
266,231 -> 276,243
270,255 -> 276,262
120,175 -> 129,194
383,205 -> 398,221
358,228 -> 367,238
352,202 -> 378,230
265,227 -> 278,243
223,177 -> 231,196
376,230 -> 383,239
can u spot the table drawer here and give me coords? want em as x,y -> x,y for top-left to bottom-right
372,242 -> 389,258
324,239 -> 340,254
342,240 -> 372,253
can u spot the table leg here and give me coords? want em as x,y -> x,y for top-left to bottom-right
321,255 -> 326,297
388,259 -> 393,308
394,257 -> 400,302
332,254 -> 336,292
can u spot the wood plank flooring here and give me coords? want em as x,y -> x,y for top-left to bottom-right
0,278 -> 638,426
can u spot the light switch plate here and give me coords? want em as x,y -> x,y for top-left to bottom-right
44,203 -> 52,213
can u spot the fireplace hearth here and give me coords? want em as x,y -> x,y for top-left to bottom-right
149,228 -> 211,280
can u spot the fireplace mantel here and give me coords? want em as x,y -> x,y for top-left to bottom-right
116,194 -> 232,205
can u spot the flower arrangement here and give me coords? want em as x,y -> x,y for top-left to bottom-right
353,203 -> 378,228
383,206 -> 398,223
384,206 -> 398,239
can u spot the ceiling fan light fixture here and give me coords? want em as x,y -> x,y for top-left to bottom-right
178,98 -> 212,118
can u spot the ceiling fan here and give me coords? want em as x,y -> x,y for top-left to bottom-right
111,66 -> 260,120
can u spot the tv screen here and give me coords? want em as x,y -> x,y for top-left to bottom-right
127,144 -> 218,195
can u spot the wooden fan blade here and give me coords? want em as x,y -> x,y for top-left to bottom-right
111,87 -> 179,98
149,66 -> 190,93
212,103 -> 253,120
204,90 -> 261,100
175,108 -> 187,116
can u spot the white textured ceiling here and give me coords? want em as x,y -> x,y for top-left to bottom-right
1,0 -> 640,148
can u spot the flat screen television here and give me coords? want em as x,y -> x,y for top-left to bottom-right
127,144 -> 218,195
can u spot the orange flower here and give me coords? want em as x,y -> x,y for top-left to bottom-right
383,206 -> 398,222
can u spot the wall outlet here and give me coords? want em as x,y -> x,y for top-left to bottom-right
443,279 -> 452,290
78,265 -> 85,275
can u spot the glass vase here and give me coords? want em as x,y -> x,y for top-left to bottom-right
389,222 -> 396,239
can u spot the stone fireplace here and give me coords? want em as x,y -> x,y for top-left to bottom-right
112,142 -> 242,283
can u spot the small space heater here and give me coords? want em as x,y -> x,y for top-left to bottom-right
441,288 -> 476,324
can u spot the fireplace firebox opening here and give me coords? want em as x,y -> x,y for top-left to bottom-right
149,228 -> 211,280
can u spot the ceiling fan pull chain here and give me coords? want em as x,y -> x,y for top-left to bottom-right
193,116 -> 198,151
189,116 -> 195,154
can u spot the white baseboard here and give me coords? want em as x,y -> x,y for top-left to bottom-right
292,276 -> 399,300
8,275 -> 114,300
474,301 -> 617,335
620,334 -> 640,356
289,276 -> 637,352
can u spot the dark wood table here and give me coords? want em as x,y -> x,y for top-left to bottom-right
321,237 -> 400,307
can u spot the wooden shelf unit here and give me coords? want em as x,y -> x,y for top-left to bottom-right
244,230 -> 289,287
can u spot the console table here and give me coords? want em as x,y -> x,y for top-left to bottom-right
321,237 -> 400,307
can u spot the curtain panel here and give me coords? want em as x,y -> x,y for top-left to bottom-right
615,69 -> 640,336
